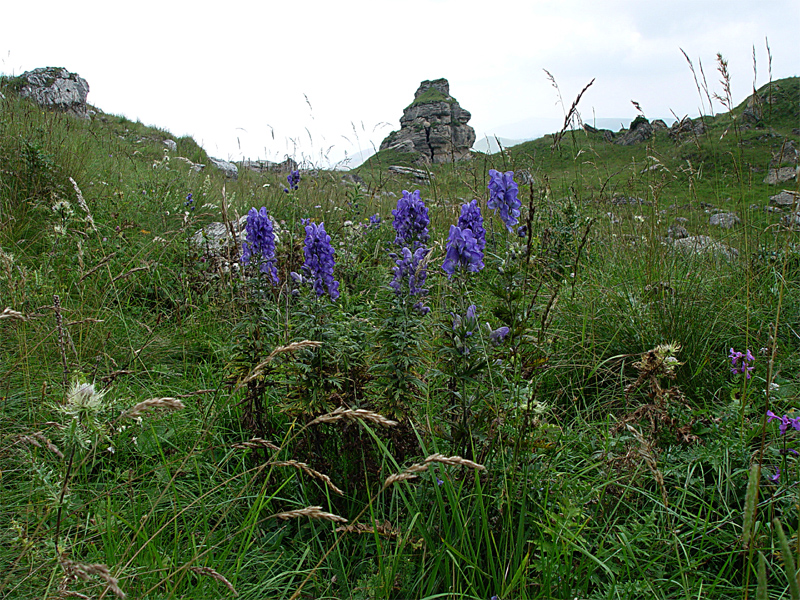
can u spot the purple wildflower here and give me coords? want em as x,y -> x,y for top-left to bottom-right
771,468 -> 781,483
442,225 -> 485,276
389,245 -> 430,314
487,169 -> 521,232
729,348 -> 755,378
298,222 -> 339,299
184,193 -> 195,211
767,410 -> 800,436
489,326 -> 510,344
284,170 -> 301,193
241,207 -> 279,284
392,190 -> 430,247
368,213 -> 381,228
457,199 -> 486,253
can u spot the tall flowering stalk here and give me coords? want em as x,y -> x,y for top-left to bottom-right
442,226 -> 484,276
295,222 -> 339,300
392,189 -> 430,247
487,169 -> 521,232
389,245 -> 430,314
284,170 -> 301,193
457,199 -> 486,252
241,207 -> 279,284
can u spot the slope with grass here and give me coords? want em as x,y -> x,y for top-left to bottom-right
1,71 -> 799,600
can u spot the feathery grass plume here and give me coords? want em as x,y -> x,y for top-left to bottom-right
335,520 -> 400,539
232,437 -> 280,451
60,560 -> 125,599
189,566 -> 238,596
273,506 -> 347,523
309,406 -> 398,427
742,463 -> 760,550
123,397 -> 185,419
774,518 -> 800,600
269,460 -> 344,495
0,307 -> 27,320
236,340 -> 323,390
423,453 -> 486,471
68,177 -> 96,232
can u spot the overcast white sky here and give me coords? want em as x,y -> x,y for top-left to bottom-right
2,0 -> 797,167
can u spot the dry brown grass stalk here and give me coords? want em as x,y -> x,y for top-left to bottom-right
189,566 -> 238,596
123,397 -> 186,419
273,506 -> 347,523
1,307 -> 28,321
232,437 -> 280,451
424,453 -> 486,470
60,560 -> 125,599
335,520 -> 400,539
112,265 -> 151,283
269,460 -> 344,495
309,406 -> 398,427
19,432 -> 64,458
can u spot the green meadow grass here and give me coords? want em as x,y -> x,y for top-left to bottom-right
1,67 -> 799,600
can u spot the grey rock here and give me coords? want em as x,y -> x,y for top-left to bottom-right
709,212 -> 740,229
340,173 -> 365,186
380,78 -> 476,164
209,157 -> 239,180
163,139 -> 178,152
652,119 -> 668,131
769,190 -> 800,208
17,67 -> 90,118
782,211 -> 800,228
241,157 -> 298,173
615,118 -> 653,146
669,117 -> 706,141
611,196 -> 650,206
667,224 -> 689,239
763,166 -> 798,185
388,165 -> 433,182
674,217 -> 689,224
771,140 -> 798,167
670,235 -> 738,260
174,156 -> 205,173
191,214 -> 282,253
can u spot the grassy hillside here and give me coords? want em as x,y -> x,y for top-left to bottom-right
1,71 -> 799,600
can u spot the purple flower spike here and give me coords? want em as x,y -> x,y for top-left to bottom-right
487,169 -> 521,232
285,170 -> 301,192
389,245 -> 430,314
301,222 -> 339,299
442,225 -> 485,276
392,189 -> 430,247
730,347 -> 755,378
457,199 -> 486,253
241,207 -> 279,284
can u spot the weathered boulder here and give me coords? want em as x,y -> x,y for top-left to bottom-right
615,117 -> 653,146
388,165 -> 433,182
380,78 -> 476,164
670,235 -> 738,260
16,67 -> 90,118
763,166 -> 798,185
667,223 -> 689,239
163,139 -> 178,152
241,157 -> 298,173
709,212 -> 740,229
769,190 -> 800,208
209,157 -> 239,180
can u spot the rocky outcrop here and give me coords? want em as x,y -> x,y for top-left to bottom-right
615,117 -> 653,146
209,157 -> 239,180
16,67 -> 90,118
241,157 -> 298,173
669,117 -> 706,141
380,78 -> 475,164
